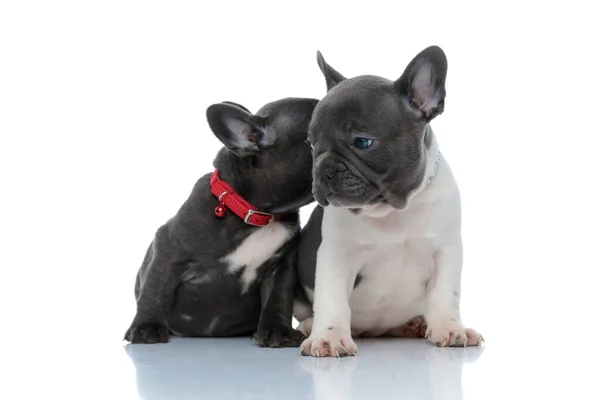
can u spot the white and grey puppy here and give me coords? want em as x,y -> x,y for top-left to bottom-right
295,46 -> 483,357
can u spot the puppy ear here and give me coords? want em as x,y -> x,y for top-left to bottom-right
394,46 -> 448,121
220,101 -> 251,113
317,51 -> 346,91
206,102 -> 271,155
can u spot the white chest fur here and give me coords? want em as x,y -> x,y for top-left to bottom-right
221,221 -> 293,292
319,155 -> 462,335
348,235 -> 435,334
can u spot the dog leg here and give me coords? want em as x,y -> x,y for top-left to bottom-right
252,247 -> 305,348
424,243 -> 483,347
124,235 -> 183,344
300,245 -> 360,357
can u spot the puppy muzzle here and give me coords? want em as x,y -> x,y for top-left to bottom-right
312,156 -> 374,207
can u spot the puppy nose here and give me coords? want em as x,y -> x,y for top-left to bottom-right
321,164 -> 337,184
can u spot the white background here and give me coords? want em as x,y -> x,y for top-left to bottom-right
1,1 -> 599,399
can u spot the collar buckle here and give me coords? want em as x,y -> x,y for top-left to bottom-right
244,210 -> 275,226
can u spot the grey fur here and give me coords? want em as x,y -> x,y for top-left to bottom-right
125,97 -> 318,347
296,205 -> 323,291
309,46 -> 447,210
295,46 -> 448,316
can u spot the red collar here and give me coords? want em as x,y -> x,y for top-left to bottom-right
210,170 -> 282,226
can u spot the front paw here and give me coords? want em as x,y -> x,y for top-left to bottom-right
425,321 -> 484,347
300,328 -> 357,358
124,322 -> 170,344
252,326 -> 306,348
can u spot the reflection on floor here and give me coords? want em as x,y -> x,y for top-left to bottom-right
125,337 -> 483,400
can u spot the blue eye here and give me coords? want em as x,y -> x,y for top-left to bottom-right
353,137 -> 373,149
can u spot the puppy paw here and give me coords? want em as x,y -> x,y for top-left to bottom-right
124,322 -> 170,344
297,317 -> 314,337
425,321 -> 483,347
252,326 -> 306,348
300,328 -> 357,357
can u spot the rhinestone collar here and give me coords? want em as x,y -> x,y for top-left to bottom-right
426,150 -> 441,186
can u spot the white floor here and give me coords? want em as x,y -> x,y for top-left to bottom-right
125,337 -> 482,400
5,328 -> 598,400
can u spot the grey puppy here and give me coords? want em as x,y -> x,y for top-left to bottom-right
125,97 -> 318,347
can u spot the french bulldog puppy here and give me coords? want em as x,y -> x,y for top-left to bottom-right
124,97 -> 318,347
295,46 -> 483,357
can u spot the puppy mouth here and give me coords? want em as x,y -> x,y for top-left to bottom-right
314,178 -> 373,208
370,195 -> 387,204
314,190 -> 331,207
319,191 -> 386,209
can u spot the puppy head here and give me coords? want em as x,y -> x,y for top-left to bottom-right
309,46 -> 447,210
206,97 -> 319,212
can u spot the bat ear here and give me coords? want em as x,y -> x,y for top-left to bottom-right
394,46 -> 448,121
317,51 -> 347,91
206,102 -> 270,156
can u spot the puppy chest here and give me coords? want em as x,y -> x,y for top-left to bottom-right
350,245 -> 434,323
221,222 -> 293,291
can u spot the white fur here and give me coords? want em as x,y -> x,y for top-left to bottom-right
302,134 -> 482,355
221,221 -> 293,293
